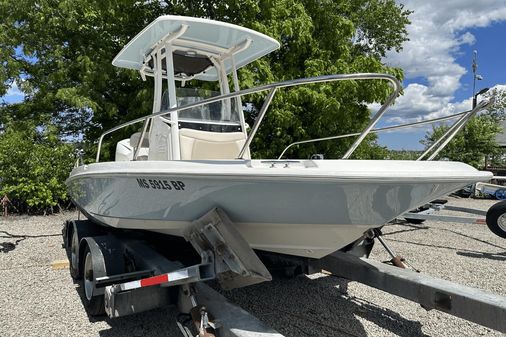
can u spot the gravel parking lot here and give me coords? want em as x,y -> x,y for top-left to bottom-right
0,197 -> 504,337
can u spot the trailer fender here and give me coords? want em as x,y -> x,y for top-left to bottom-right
65,220 -> 105,279
79,236 -> 125,296
62,220 -> 70,248
66,220 -> 103,249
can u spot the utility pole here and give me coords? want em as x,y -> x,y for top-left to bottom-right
471,50 -> 491,169
472,50 -> 484,108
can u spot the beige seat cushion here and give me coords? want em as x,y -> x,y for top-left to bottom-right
179,128 -> 250,160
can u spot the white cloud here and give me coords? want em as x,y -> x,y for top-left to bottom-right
458,32 -> 476,45
381,84 -> 504,128
382,1 -> 506,123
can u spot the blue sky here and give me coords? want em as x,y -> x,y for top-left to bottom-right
377,1 -> 506,150
2,82 -> 24,104
455,20 -> 506,102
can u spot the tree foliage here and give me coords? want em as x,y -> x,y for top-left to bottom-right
1,0 -> 411,160
0,0 -> 415,213
422,87 -> 506,168
0,122 -> 75,213
483,87 -> 506,121
422,115 -> 501,168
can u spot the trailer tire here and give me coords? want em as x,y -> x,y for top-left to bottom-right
69,229 -> 81,279
485,201 -> 506,238
82,246 -> 105,316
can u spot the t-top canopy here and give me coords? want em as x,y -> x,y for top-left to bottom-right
112,15 -> 280,82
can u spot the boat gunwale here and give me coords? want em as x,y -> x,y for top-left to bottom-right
67,166 -> 492,184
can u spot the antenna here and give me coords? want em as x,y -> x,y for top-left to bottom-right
472,50 -> 484,108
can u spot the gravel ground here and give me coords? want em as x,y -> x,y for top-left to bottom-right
0,197 -> 504,337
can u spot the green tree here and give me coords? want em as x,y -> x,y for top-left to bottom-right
483,87 -> 506,167
1,0 -> 411,160
385,150 -> 422,160
422,115 -> 501,168
483,87 -> 506,121
0,123 -> 75,214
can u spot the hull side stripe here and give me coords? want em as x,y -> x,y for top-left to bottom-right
121,280 -> 141,291
140,274 -> 169,287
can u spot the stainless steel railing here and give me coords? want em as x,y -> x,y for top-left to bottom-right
277,99 -> 493,160
416,99 -> 492,160
95,73 -> 401,162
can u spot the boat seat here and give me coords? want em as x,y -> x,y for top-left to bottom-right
130,132 -> 149,148
179,128 -> 250,160
115,138 -> 149,161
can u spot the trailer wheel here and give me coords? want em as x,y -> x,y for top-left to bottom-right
82,246 -> 105,316
69,229 -> 81,279
486,201 -> 506,238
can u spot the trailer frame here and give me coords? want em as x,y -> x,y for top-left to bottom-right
63,207 -> 506,336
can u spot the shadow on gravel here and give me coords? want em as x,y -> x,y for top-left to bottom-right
69,273 -> 428,337
348,296 -> 428,337
385,238 -> 460,251
74,283 -> 182,337
387,238 -> 506,260
221,274 -> 428,337
73,282 -> 102,322
382,224 -> 430,237
97,308 -> 182,337
437,228 -> 506,250
456,250 -> 506,261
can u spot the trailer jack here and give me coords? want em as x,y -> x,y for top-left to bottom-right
177,284 -> 219,337
367,228 -> 419,271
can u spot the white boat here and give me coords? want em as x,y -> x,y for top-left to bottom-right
67,15 -> 492,259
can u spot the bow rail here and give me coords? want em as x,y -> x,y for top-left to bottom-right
278,99 -> 493,160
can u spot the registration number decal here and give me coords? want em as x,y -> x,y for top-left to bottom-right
136,178 -> 185,191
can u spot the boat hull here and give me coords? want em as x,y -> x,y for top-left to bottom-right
66,160 -> 491,258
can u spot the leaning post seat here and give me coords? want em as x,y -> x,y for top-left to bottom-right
115,132 -> 150,161
179,128 -> 250,160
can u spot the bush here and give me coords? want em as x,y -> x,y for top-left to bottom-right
0,125 -> 75,214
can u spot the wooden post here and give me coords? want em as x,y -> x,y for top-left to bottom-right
1,194 -> 10,218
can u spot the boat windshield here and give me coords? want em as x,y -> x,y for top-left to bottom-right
161,88 -> 241,125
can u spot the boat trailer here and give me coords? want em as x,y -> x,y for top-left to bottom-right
63,208 -> 506,336
403,199 -> 506,238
